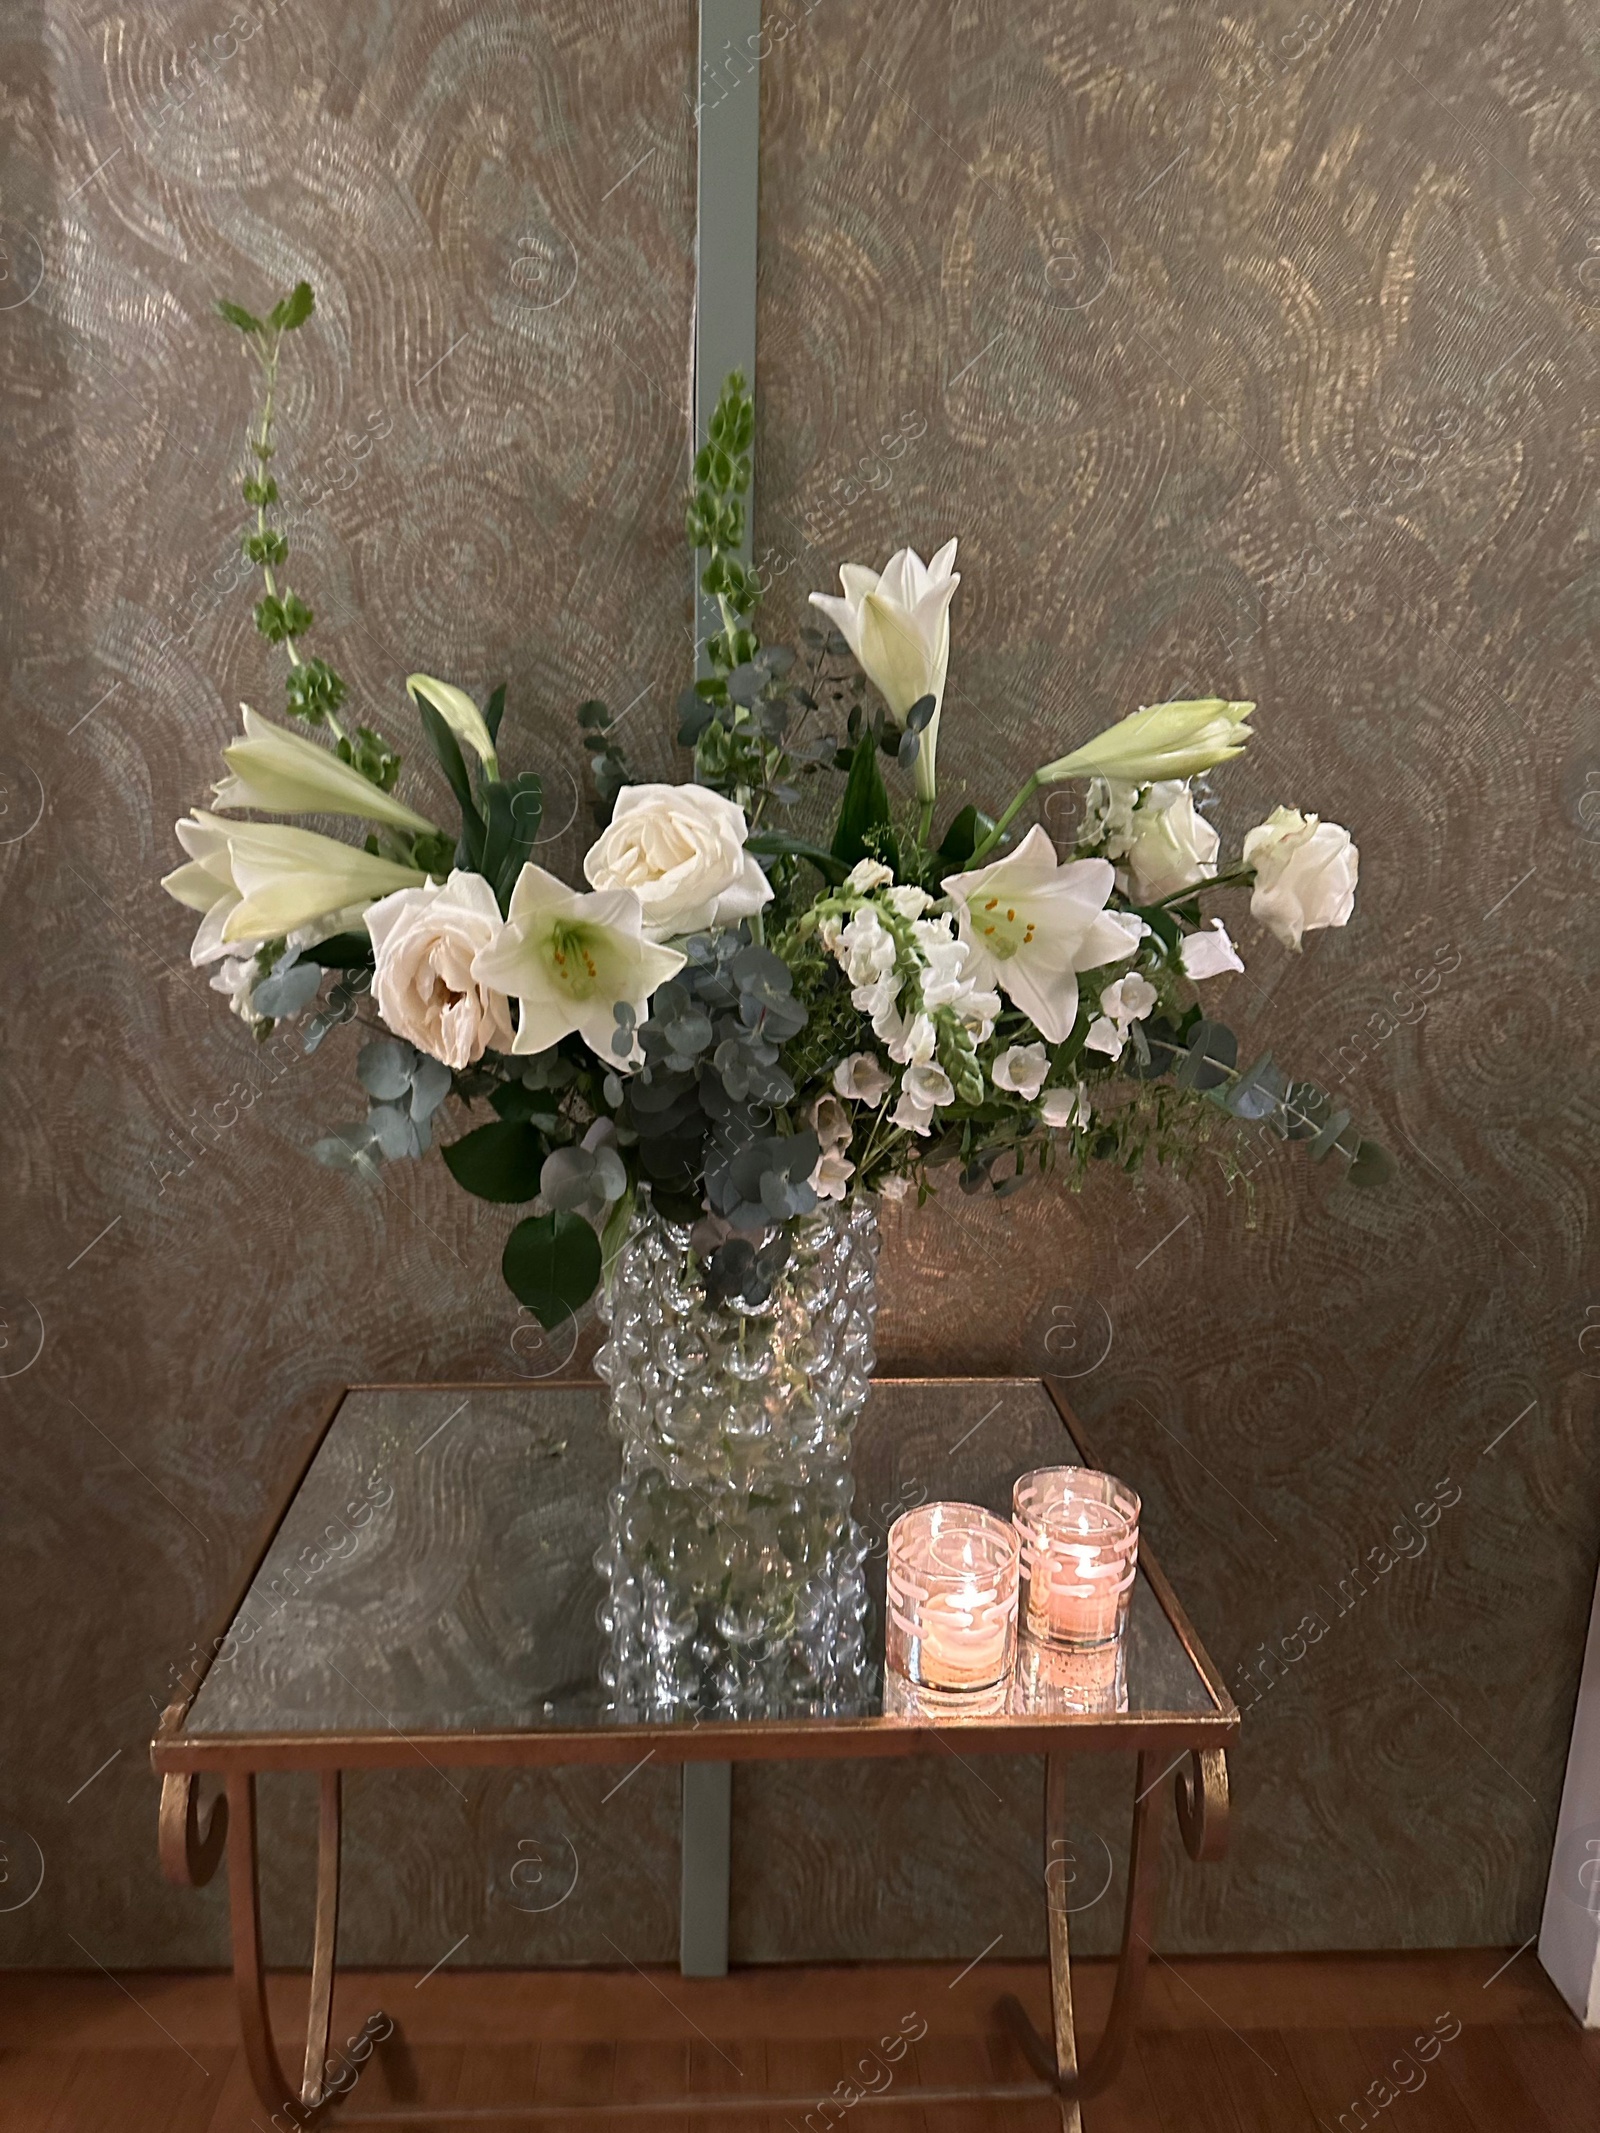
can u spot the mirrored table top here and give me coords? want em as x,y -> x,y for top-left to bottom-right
158,1380 -> 1235,1770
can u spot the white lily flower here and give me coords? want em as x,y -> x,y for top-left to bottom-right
1038,699 -> 1253,785
407,673 -> 499,776
809,539 -> 960,803
203,813 -> 429,945
942,826 -> 1142,1046
212,707 -> 437,833
472,863 -> 686,1063
162,814 -> 247,964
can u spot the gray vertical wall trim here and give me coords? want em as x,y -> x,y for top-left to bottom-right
680,0 -> 761,1976
692,0 -> 761,674
680,1762 -> 734,1978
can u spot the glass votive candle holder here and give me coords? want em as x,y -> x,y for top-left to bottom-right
1011,1635 -> 1129,1716
885,1502 -> 1019,1694
1013,1467 -> 1140,1650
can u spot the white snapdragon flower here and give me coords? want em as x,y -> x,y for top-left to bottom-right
991,1043 -> 1050,1100
834,1052 -> 895,1103
1041,1083 -> 1091,1131
889,1011 -> 938,1068
1180,920 -> 1244,981
845,858 -> 895,892
1243,807 -> 1359,950
1085,972 -> 1159,1057
887,884 -> 931,918
806,1091 -> 856,1201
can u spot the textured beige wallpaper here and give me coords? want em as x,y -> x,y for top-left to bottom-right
2,0 -> 1597,1972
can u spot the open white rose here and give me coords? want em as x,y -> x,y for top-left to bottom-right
365,871 -> 515,1070
1244,807 -> 1359,951
1120,781 -> 1220,904
583,784 -> 771,940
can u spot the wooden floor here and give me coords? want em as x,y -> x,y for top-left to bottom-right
0,1949 -> 1593,2131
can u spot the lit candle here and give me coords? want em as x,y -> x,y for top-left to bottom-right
885,1502 -> 1019,1695
1013,1468 -> 1139,1651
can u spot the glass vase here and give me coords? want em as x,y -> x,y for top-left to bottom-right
593,1191 -> 880,1718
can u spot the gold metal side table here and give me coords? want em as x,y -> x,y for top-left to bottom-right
152,1376 -> 1237,2127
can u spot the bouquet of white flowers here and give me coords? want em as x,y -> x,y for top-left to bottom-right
165,286 -> 1382,1327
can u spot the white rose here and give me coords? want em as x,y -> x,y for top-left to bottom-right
834,1052 -> 894,1103
1243,806 -> 1359,951
991,1043 -> 1049,1100
366,871 -> 516,1069
1180,919 -> 1244,981
583,784 -> 772,940
1041,1083 -> 1090,1131
1122,781 -> 1220,904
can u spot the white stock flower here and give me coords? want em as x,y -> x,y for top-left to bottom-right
845,858 -> 894,892
1085,971 -> 1159,1057
365,871 -> 516,1070
1243,807 -> 1359,950
583,784 -> 771,940
809,540 -> 960,802
991,1043 -> 1049,1099
211,707 -> 438,833
407,674 -> 499,775
1041,1083 -> 1091,1131
834,1052 -> 894,1103
166,812 -> 428,948
1120,781 -> 1220,903
1180,919 -> 1244,981
472,863 -> 686,1062
1038,699 -> 1253,785
942,826 -> 1142,1046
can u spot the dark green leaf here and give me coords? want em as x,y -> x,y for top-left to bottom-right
410,684 -> 485,868
490,1083 -> 561,1127
215,299 -> 265,334
269,281 -> 315,332
830,731 -> 892,867
743,830 -> 847,885
1174,1019 -> 1238,1092
502,1209 -> 602,1326
1345,1139 -> 1393,1188
1310,1106 -> 1353,1160
483,683 -> 507,745
442,1120 -> 546,1202
302,931 -> 374,969
936,805 -> 995,868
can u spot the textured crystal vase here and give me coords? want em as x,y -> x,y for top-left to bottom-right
593,1192 -> 880,1717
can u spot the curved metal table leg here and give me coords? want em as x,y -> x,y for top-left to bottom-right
223,1769 -> 394,2124
998,1746 -> 1230,2124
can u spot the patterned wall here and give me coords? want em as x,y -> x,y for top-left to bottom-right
2,0 -> 1597,1973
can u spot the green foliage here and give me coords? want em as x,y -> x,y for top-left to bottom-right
253,592 -> 312,644
577,698 -> 632,827
336,724 -> 401,793
269,281 -> 315,332
830,731 -> 892,868
411,685 -> 485,868
215,299 -> 266,335
285,656 -> 346,726
502,1210 -> 602,1327
442,1119 -> 547,1202
935,803 -> 995,870
688,372 -> 758,688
